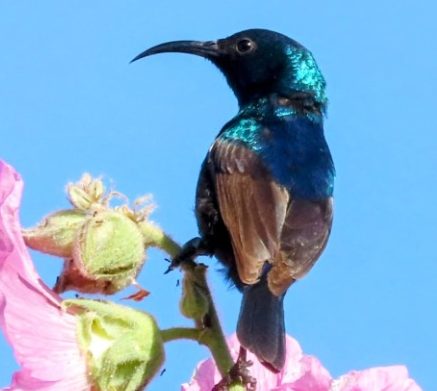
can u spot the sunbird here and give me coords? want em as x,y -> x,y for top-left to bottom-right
132,29 -> 335,372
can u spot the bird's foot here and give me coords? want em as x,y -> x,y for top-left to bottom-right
165,237 -> 210,274
212,347 -> 256,391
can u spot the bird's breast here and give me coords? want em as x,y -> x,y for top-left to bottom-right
221,114 -> 335,200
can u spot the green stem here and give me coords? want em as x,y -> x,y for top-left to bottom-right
187,263 -> 234,376
139,221 -> 234,377
138,221 -> 181,258
161,327 -> 202,343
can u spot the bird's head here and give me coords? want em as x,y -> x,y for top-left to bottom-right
132,29 -> 326,108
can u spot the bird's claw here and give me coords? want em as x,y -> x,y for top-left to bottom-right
165,237 -> 210,274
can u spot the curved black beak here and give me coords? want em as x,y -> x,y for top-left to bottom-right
131,40 -> 221,63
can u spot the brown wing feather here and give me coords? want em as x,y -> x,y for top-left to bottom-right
268,198 -> 333,295
211,140 -> 289,285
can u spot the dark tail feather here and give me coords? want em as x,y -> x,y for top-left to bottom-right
236,277 -> 286,372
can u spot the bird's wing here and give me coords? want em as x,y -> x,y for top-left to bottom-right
210,138 -> 289,285
267,197 -> 333,295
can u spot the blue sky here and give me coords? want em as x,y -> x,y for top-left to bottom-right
1,1 -> 436,390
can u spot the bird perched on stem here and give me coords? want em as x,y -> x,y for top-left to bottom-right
132,29 -> 335,373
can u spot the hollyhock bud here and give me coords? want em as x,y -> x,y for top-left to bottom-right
22,209 -> 86,257
63,299 -> 164,391
180,265 -> 209,321
67,173 -> 105,210
23,173 -> 165,296
72,209 -> 145,289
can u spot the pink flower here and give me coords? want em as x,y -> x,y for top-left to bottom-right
330,367 -> 421,391
181,334 -> 331,391
0,161 -> 90,390
181,334 -> 422,391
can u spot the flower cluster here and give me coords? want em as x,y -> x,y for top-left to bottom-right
0,161 -> 164,390
22,173 -> 155,296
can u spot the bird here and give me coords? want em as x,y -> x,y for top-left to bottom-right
132,29 -> 335,373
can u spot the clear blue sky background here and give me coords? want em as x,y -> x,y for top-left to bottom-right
1,1 -> 436,390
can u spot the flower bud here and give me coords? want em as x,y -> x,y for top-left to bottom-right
180,265 -> 209,321
63,299 -> 164,390
73,209 -> 145,291
22,209 -> 86,258
67,173 -> 105,210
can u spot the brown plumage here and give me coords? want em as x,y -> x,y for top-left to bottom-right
206,139 -> 333,295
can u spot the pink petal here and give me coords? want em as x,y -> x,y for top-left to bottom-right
181,334 -> 332,391
280,354 -> 332,391
0,161 -> 90,391
181,358 -> 219,391
331,366 -> 422,391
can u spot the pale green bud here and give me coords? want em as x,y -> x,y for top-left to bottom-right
73,209 -> 145,291
63,299 -> 164,390
180,265 -> 209,320
67,186 -> 95,210
88,176 -> 104,201
67,173 -> 105,210
22,209 -> 86,257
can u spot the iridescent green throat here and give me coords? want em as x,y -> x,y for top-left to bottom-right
283,45 -> 327,108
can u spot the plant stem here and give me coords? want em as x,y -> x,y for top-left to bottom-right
139,221 -> 234,377
161,327 -> 202,342
138,221 -> 181,258
181,261 -> 234,376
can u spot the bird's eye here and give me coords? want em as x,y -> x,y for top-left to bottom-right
236,39 -> 255,54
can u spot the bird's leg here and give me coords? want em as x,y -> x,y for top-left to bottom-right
212,347 -> 257,391
165,237 -> 211,273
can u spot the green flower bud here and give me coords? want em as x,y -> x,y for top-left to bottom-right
180,265 -> 209,320
67,173 -> 105,210
68,186 -> 94,210
73,210 -> 145,291
22,209 -> 86,257
63,299 -> 164,390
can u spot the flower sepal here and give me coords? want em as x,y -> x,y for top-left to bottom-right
180,264 -> 209,321
67,173 -> 105,210
63,299 -> 165,391
73,209 -> 145,287
22,209 -> 86,257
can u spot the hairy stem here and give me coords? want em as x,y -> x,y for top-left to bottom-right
180,261 -> 234,376
139,222 -> 234,377
138,221 -> 181,258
